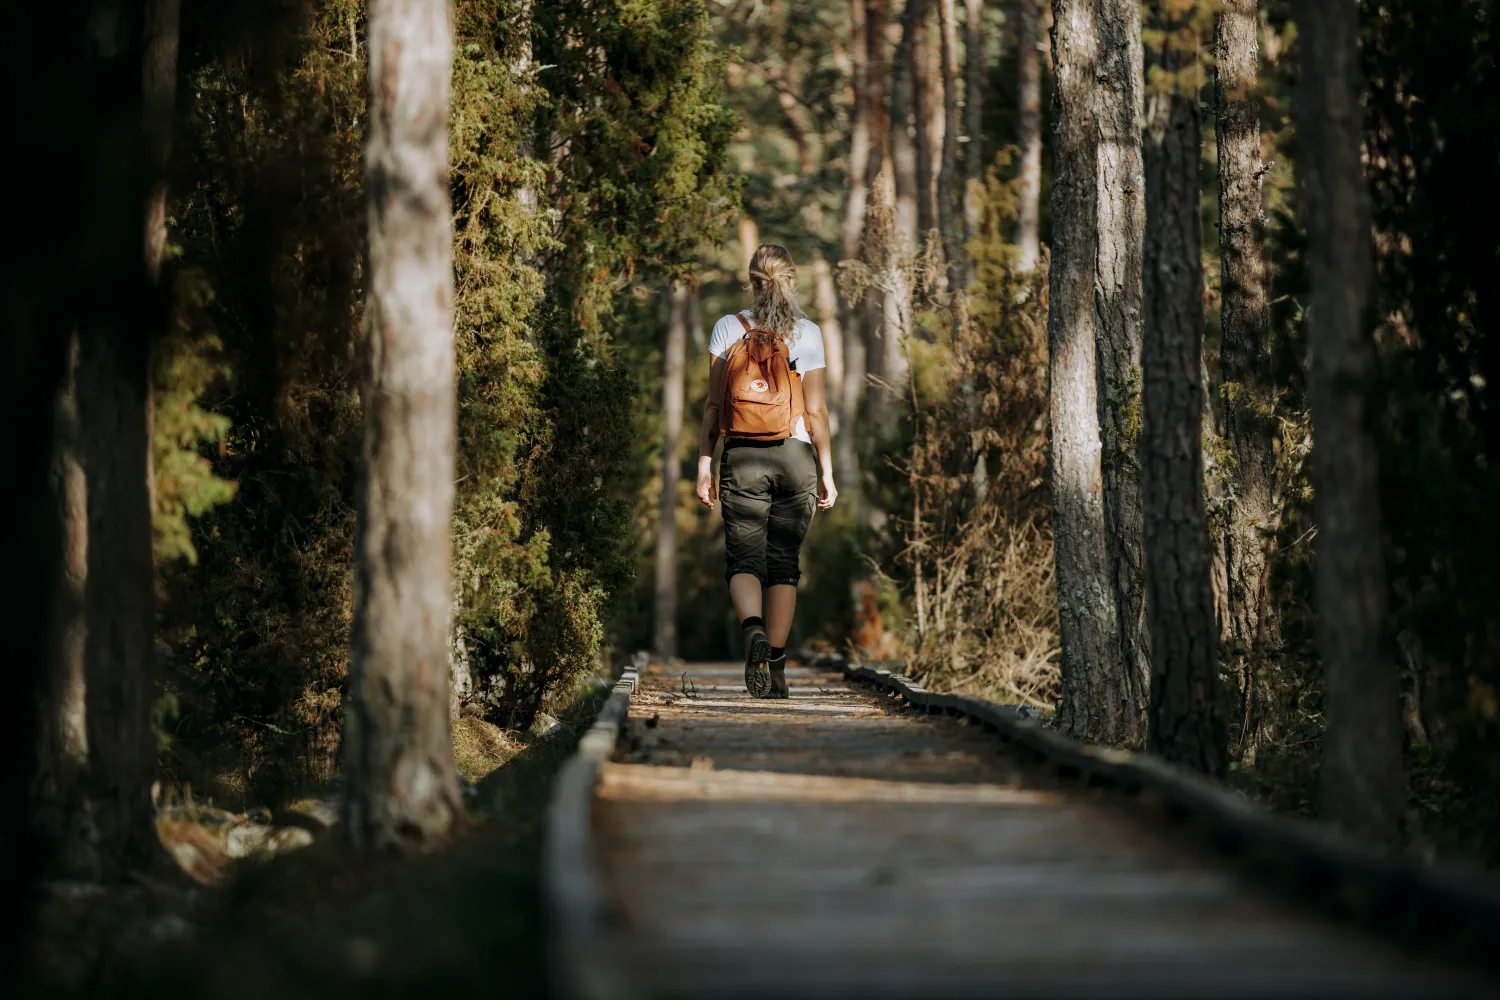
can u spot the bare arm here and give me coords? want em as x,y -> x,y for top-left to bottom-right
695,356 -> 727,508
801,369 -> 838,509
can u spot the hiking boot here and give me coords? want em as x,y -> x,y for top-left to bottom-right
743,626 -> 772,697
768,654 -> 790,699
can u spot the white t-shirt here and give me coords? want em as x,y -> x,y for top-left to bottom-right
709,312 -> 826,443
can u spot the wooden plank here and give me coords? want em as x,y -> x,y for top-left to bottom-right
823,653 -> 1500,966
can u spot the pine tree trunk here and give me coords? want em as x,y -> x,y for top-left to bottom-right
862,2 -> 898,446
1048,0 -> 1125,743
812,254 -> 845,407
910,0 -> 938,238
1092,0 -> 1150,746
1215,0 -> 1280,737
738,216 -> 760,274
937,0 -> 963,276
962,0 -> 985,237
891,1 -> 920,246
77,312 -> 158,879
34,332 -> 91,861
1296,0 -> 1403,844
838,1 -> 884,491
1142,5 -> 1226,776
68,0 -> 159,881
346,0 -> 463,850
142,0 -> 180,282
653,284 -> 689,659
1015,0 -> 1044,273
843,0 -> 873,266
874,4 -> 917,435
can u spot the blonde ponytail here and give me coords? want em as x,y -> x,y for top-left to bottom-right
747,243 -> 803,342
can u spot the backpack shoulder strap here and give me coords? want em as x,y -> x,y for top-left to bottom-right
735,312 -> 753,333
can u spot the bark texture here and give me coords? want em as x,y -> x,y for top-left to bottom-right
346,0 -> 463,850
1093,0 -> 1150,746
838,0 -> 885,490
863,2 -> 900,443
937,0 -> 963,273
1142,10 -> 1226,776
738,216 -> 760,274
1048,0 -> 1125,743
34,336 -> 92,874
842,0 -> 873,265
1215,1 -> 1280,708
69,0 -> 158,880
77,303 -> 158,878
891,0 -> 920,247
654,284 -> 690,658
962,0 -> 985,236
142,0 -> 180,281
910,0 -> 938,237
872,3 -> 916,436
1015,0 -> 1044,273
1295,0 -> 1404,844
812,254 -> 845,408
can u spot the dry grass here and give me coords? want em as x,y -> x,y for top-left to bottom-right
905,517 -> 1060,712
882,173 -> 1061,713
451,712 -> 525,783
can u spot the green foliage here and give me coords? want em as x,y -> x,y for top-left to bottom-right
151,0 -> 734,800
156,0 -> 367,804
451,0 -> 737,726
152,269 -> 237,565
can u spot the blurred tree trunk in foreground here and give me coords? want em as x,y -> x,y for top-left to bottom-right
35,337 -> 89,871
72,0 -> 159,881
32,0 -> 178,884
345,0 -> 463,850
1296,0 -> 1404,844
10,1 -> 95,961
1141,0 -> 1226,776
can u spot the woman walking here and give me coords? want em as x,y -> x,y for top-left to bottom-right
695,244 -> 838,698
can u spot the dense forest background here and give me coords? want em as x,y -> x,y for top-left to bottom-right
147,0 -> 734,808
27,0 -> 1500,906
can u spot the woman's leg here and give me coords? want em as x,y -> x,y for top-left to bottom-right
728,573 -> 764,623
720,445 -> 775,694
763,442 -> 819,696
764,584 -> 797,648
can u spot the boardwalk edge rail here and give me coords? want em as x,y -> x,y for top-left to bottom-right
829,653 -> 1500,970
545,651 -> 644,1000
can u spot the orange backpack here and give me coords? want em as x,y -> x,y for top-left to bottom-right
719,313 -> 806,442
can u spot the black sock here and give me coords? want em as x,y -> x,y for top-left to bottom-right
770,645 -> 785,660
740,616 -> 765,631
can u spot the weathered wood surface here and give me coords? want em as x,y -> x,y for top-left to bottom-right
568,660 -> 1493,998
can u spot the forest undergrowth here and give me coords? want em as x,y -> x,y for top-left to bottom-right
33,677 -> 612,998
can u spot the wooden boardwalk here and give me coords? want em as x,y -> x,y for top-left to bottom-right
559,659 -> 1495,998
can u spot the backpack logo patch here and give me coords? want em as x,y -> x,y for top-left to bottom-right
750,379 -> 770,393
